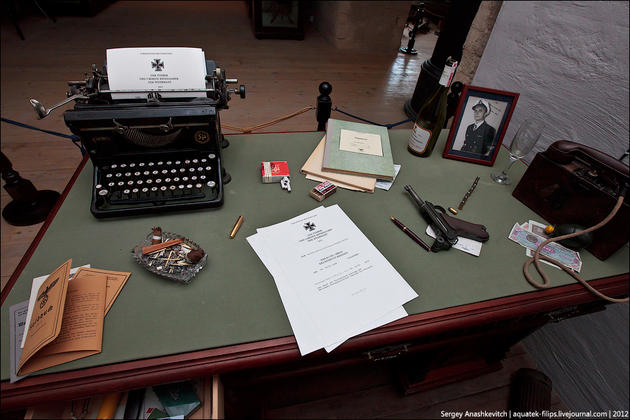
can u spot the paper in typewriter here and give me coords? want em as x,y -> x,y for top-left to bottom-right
248,205 -> 417,355
106,47 -> 207,100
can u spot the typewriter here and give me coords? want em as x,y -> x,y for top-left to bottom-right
30,56 -> 245,218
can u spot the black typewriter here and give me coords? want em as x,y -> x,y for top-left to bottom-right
29,58 -> 245,218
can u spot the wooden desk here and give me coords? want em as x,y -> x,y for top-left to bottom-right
1,130 -> 628,411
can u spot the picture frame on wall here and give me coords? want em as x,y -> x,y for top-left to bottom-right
442,85 -> 519,166
251,0 -> 304,40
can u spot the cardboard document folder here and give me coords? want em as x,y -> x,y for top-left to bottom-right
17,260 -> 112,376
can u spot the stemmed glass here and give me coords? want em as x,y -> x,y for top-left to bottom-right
491,119 -> 544,185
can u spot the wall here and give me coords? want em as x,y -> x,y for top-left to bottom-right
314,1 -> 410,53
472,1 -> 629,161
455,1 -> 503,86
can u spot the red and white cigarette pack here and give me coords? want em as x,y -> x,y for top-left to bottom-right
261,161 -> 290,183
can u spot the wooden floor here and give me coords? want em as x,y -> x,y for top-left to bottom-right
1,2 -> 567,417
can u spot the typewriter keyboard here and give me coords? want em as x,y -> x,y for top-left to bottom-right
91,151 -> 223,217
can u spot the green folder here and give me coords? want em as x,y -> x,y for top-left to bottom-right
322,118 -> 395,180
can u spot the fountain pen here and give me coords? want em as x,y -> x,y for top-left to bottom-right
390,216 -> 431,252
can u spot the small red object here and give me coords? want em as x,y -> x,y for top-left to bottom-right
261,161 -> 290,183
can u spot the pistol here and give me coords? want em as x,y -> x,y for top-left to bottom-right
404,185 -> 489,252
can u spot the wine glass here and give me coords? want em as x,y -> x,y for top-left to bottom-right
491,119 -> 544,185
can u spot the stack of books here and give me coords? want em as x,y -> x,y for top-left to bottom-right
301,119 -> 395,192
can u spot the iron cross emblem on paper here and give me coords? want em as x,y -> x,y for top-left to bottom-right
151,59 -> 164,71
303,222 -> 316,231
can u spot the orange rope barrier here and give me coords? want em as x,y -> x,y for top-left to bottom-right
222,106 -> 314,133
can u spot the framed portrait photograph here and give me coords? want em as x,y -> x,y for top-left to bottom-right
442,85 -> 519,166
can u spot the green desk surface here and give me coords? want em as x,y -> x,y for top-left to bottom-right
2,129 -> 628,380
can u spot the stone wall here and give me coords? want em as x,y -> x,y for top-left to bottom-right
472,1 -> 629,161
455,1 -> 503,86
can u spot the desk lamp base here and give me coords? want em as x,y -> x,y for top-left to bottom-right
2,190 -> 60,226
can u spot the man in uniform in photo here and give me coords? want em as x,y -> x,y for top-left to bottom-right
461,99 -> 496,156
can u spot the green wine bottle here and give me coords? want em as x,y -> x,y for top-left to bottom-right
408,58 -> 458,157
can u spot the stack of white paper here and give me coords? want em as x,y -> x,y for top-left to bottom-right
106,47 -> 207,100
247,205 -> 418,355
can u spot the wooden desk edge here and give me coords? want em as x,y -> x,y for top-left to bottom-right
2,273 -> 628,411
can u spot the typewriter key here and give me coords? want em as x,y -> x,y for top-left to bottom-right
207,181 -> 216,188
157,161 -> 164,166
106,173 -> 113,178
189,167 -> 196,173
111,164 -> 118,169
165,177 -> 171,183
151,186 -> 158,192
125,172 -> 132,177
143,171 -> 150,176
95,184 -> 103,191
173,177 -> 180,182
127,180 -> 134,186
129,163 -> 136,168
118,181 -> 125,187
136,180 -> 143,185
200,175 -> 207,180
175,160 -> 181,165
161,169 -> 168,175
132,188 -> 139,194
155,178 -> 162,184
98,189 -> 108,196
199,159 -> 205,163
108,182 -> 115,187
186,184 -> 193,189
134,171 -> 141,177
166,161 -> 173,166
170,169 -> 177,174
197,167 -> 203,172
184,160 -> 191,165
180,168 -> 186,173
123,189 -> 130,197
115,173 -> 122,178
179,184 -> 185,189
191,176 -> 198,181
195,183 -> 203,189
140,162 -> 147,167
146,179 -> 153,184
160,186 -> 167,192
205,166 -> 212,171
208,154 -> 216,159
182,176 -> 189,182
142,187 -> 149,194
120,163 -> 127,168
169,185 -> 177,191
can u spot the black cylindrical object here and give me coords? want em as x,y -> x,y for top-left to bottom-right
316,82 -> 332,131
509,368 -> 552,415
404,0 -> 482,119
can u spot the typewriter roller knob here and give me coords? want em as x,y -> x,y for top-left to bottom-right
232,85 -> 246,99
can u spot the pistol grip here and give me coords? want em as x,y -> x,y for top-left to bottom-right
442,213 -> 490,242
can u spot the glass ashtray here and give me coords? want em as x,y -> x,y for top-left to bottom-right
132,231 -> 207,284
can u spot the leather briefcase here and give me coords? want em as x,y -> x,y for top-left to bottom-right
512,140 -> 629,260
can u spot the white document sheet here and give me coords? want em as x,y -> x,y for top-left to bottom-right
9,300 -> 29,383
248,232 -> 407,355
106,47 -> 207,100
248,205 -> 417,355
